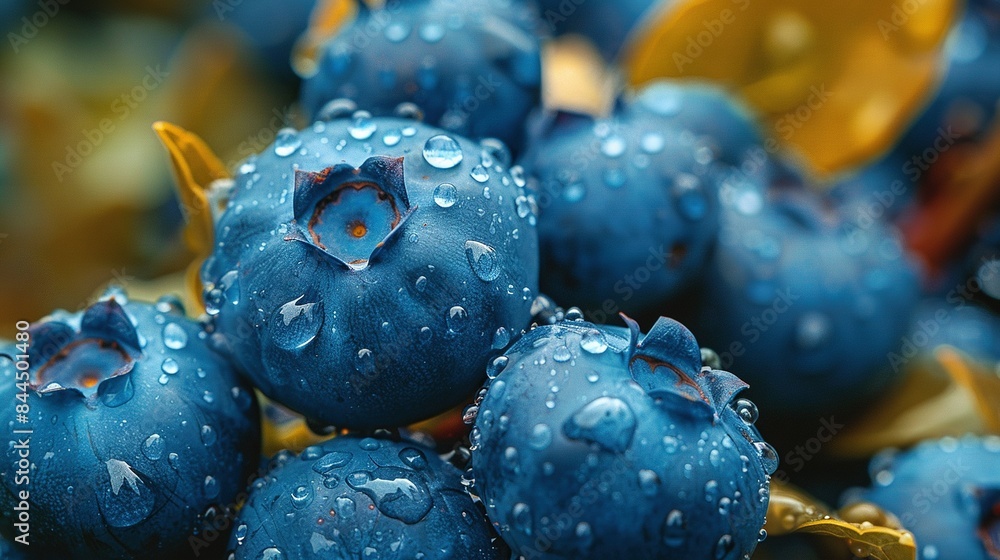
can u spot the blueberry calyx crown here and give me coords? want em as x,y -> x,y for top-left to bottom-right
286,155 -> 416,271
622,314 -> 749,422
25,297 -> 140,405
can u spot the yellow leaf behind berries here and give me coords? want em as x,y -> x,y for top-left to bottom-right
542,36 -> 619,117
293,0 -> 385,78
830,347 -> 1000,457
767,481 -> 917,560
153,121 -> 231,312
622,0 -> 959,173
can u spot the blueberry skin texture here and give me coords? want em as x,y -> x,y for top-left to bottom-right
692,171 -> 921,416
472,317 -> 774,559
522,109 -> 720,319
624,80 -> 765,168
204,118 -> 539,429
228,435 -> 504,559
844,436 -> 1000,560
0,295 -> 260,560
300,0 -> 542,152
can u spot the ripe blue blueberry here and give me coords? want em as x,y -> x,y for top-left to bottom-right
625,80 -> 765,168
204,117 -> 539,429
0,291 -> 260,559
227,435 -> 505,559
522,102 -> 720,319
905,301 -> 1000,365
300,0 -> 542,152
843,436 -> 1000,560
470,316 -> 775,559
691,166 -> 921,416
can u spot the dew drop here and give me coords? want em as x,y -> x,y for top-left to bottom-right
638,469 -> 659,496
641,132 -> 666,154
348,111 -> 377,140
673,173 -> 708,221
714,534 -> 735,559
142,434 -> 164,461
580,330 -> 608,354
492,327 -> 510,349
552,345 -> 572,363
754,441 -> 779,474
274,128 -> 302,157
161,358 -> 179,375
162,323 -> 188,350
795,312 -> 832,350
423,135 -> 463,169
203,475 -> 219,499
346,469 -> 432,524
291,484 -> 314,509
446,306 -> 469,333
382,129 -> 402,146
487,356 -> 508,379
528,423 -> 553,450
601,135 -> 627,158
465,240 -> 501,282
433,183 -> 459,208
419,22 -> 445,42
511,502 -> 531,534
663,510 -> 686,546
563,397 -> 636,452
201,425 -> 217,446
470,165 -> 490,183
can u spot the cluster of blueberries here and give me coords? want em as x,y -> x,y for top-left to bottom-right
3,0 -> 1000,559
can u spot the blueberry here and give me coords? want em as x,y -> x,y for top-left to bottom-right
625,80 -> 765,168
227,435 -> 505,559
904,301 -> 1000,366
300,0 -> 543,152
523,102 -> 720,318
844,436 -> 1000,560
0,291 -> 260,559
692,165 -> 921,416
204,117 -> 539,429
471,316 -> 774,559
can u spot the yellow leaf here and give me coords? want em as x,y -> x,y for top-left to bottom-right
292,0 -> 362,78
542,36 -> 619,117
830,348 -> 1000,457
622,0 -> 959,173
796,520 -> 916,560
766,481 -> 917,560
153,121 -> 231,312
936,346 -> 1000,434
